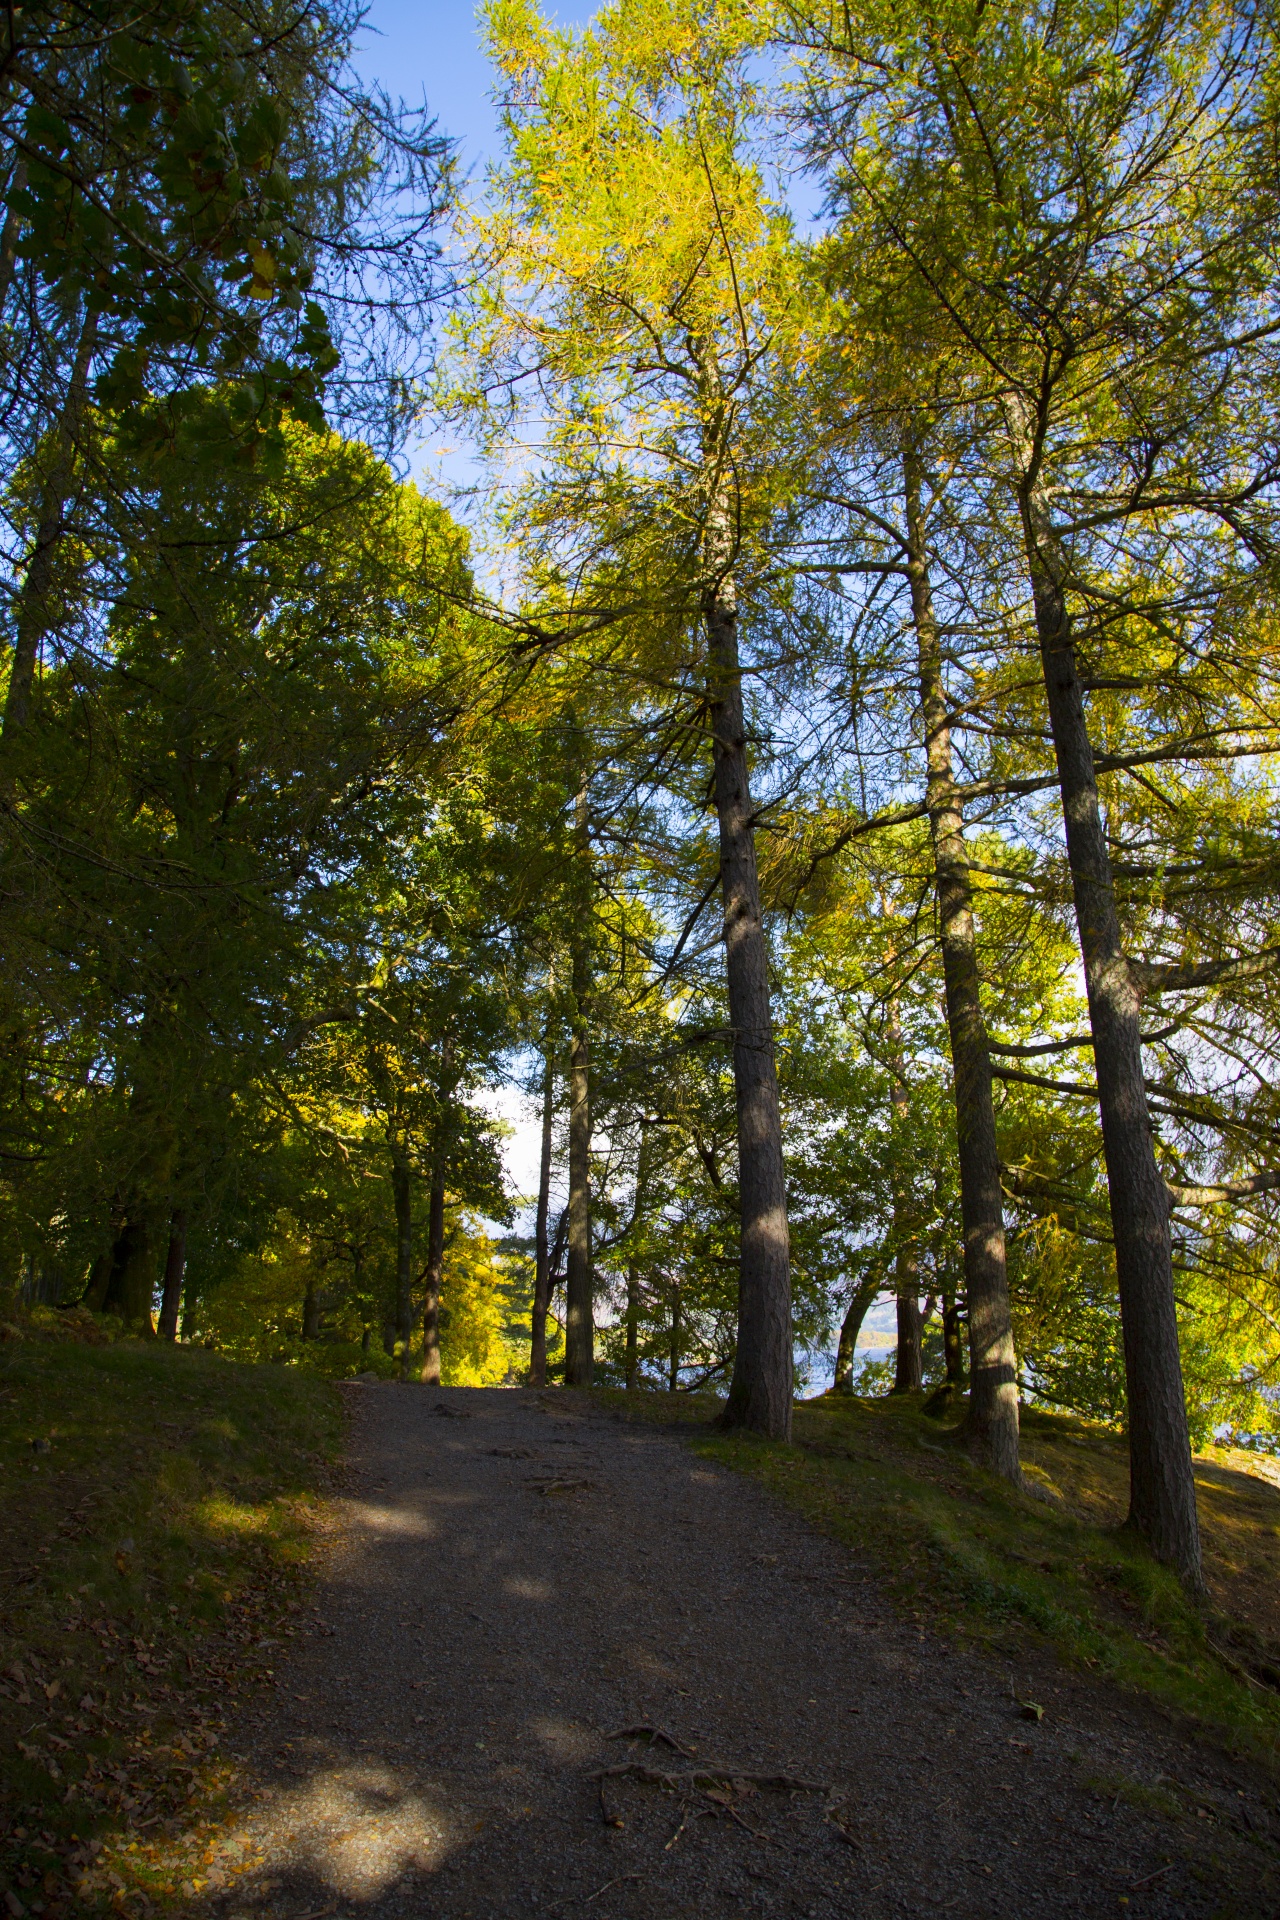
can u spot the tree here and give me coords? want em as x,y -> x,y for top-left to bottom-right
463,0 -> 834,1435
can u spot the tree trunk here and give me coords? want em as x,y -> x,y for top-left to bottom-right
391,1144 -> 413,1376
83,1249 -> 113,1314
157,1209 -> 187,1342
943,1294 -> 966,1387
302,1277 -> 321,1341
1,312 -> 97,749
833,1276 -> 879,1391
705,544 -> 793,1440
420,1139 -> 446,1385
565,787 -> 594,1387
1008,398 -> 1202,1589
109,1214 -> 157,1333
893,1285 -> 923,1393
180,1247 -> 200,1341
0,161 -> 27,320
886,992 -> 923,1395
668,1281 -> 681,1393
530,1023 -> 555,1387
626,1267 -> 640,1389
623,1119 -> 652,1391
904,449 -> 1020,1478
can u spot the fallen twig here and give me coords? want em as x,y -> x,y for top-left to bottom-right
598,1777 -> 624,1828
595,1761 -> 824,1793
664,1802 -> 697,1850
1206,1636 -> 1271,1694
1129,1863 -> 1175,1892
607,1724 -> 698,1757
583,1873 -> 642,1904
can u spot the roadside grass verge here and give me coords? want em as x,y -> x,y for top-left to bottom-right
0,1316 -> 341,1914
588,1385 -> 1280,1764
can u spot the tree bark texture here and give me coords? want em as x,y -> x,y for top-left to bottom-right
893,1286 -> 923,1392
565,787 -> 595,1387
834,1276 -> 879,1392
1,312 -> 97,749
1008,399 -> 1202,1589
391,1144 -> 413,1375
420,1140 -> 446,1385
302,1278 -> 321,1341
530,1024 -> 555,1387
668,1281 -> 681,1393
705,538 -> 793,1439
625,1268 -> 640,1389
108,1213 -> 157,1332
157,1209 -> 187,1342
0,162 -> 27,321
886,992 -> 923,1395
905,449 -> 1020,1478
943,1294 -> 966,1387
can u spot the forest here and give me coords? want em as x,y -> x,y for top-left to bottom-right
1,0 -> 1279,1604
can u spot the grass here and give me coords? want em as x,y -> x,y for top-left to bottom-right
0,1308 -> 341,1914
587,1384 -> 1280,1765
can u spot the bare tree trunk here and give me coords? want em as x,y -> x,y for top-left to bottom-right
157,1209 -> 187,1342
565,785 -> 594,1386
391,1144 -> 413,1376
943,1293 -> 966,1387
705,528 -> 792,1440
668,1280 -> 681,1393
904,449 -> 1020,1477
893,1285 -> 923,1392
1007,398 -> 1202,1590
530,1022 -> 555,1387
623,1119 -> 652,1391
109,1213 -> 157,1333
302,1278 -> 321,1341
833,1275 -> 879,1392
886,993 -> 923,1394
1,311 -> 97,749
420,1141 -> 446,1386
625,1268 -> 640,1389
0,161 -> 27,320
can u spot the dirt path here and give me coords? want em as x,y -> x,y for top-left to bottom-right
210,1386 -> 1277,1919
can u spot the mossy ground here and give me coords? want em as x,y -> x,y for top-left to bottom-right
0,1314 -> 340,1913
589,1385 -> 1280,1766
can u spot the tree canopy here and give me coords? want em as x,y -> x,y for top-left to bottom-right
4,0 -> 1280,1594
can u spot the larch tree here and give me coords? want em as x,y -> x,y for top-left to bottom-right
461,0 -> 831,1435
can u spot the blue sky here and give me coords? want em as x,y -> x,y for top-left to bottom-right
352,0 -> 581,173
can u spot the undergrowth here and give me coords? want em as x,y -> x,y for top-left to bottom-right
0,1319 -> 340,1914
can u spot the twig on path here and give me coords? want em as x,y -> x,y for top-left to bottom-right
583,1873 -> 642,1904
1129,1862 -> 1176,1891
664,1802 -> 696,1850
703,1790 -> 780,1845
607,1724 -> 698,1758
596,1761 -> 825,1793
598,1777 -> 624,1828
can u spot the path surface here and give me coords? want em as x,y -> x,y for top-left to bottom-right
214,1387 -> 1276,1919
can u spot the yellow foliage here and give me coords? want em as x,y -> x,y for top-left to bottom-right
440,1218 -> 524,1386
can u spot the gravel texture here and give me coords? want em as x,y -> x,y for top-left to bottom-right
209,1385 -> 1279,1919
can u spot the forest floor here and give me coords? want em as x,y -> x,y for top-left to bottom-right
133,1383 -> 1278,1920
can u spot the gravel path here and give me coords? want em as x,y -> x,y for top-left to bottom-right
213,1386 -> 1277,1919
